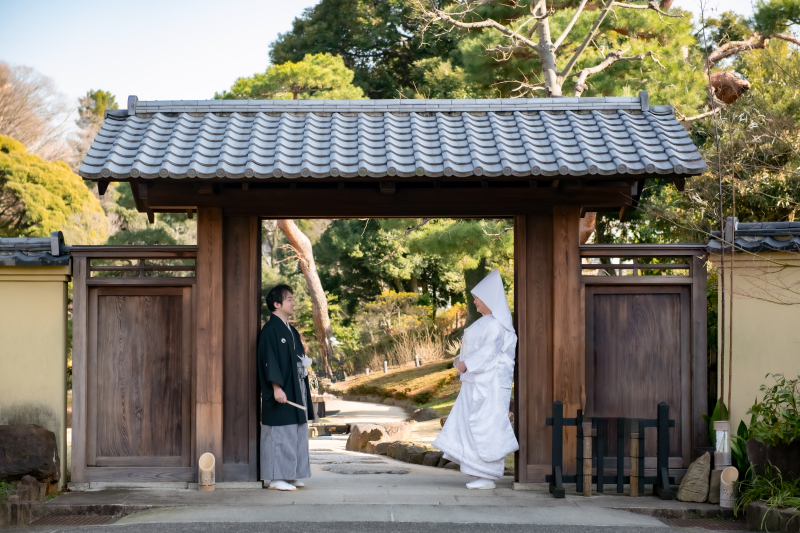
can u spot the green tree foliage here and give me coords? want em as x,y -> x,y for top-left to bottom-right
594,36 -> 800,245
403,219 -> 513,323
76,90 -> 118,129
215,53 -> 365,100
754,0 -> 800,33
269,0 -> 461,99
400,58 -> 475,99
412,0 -> 707,113
314,219 -> 464,318
101,183 -> 195,245
0,135 -> 108,241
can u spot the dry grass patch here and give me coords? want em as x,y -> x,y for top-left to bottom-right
337,359 -> 461,416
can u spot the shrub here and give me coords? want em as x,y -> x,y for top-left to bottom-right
748,374 -> 800,447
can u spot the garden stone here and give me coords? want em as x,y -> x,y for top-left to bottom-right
395,442 -> 427,464
380,422 -> 412,442
364,441 -> 392,455
707,469 -> 721,504
440,417 -> 448,427
6,476 -> 46,503
676,452 -> 710,502
411,408 -> 440,422
444,461 -> 460,471
345,424 -> 388,452
423,451 -> 444,467
396,443 -> 427,464
0,425 -> 60,484
437,456 -> 450,468
387,442 -> 404,460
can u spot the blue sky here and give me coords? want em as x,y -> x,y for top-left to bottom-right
0,0 -> 757,105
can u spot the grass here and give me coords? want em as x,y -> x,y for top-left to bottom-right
336,359 -> 461,416
736,464 -> 800,526
0,482 -> 17,504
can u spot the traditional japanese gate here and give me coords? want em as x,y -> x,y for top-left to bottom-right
71,95 -> 708,483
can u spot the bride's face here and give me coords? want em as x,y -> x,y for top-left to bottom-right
473,295 -> 491,316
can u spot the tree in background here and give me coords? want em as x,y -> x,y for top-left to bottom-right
313,218 -> 464,319
74,90 -> 118,165
0,135 -> 108,242
411,0 -> 705,105
278,219 -> 335,377
403,219 -> 513,324
270,0 -> 461,99
215,53 -> 365,100
591,4 -> 800,245
0,63 -> 73,164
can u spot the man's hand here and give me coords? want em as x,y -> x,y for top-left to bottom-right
456,360 -> 467,373
272,383 -> 287,404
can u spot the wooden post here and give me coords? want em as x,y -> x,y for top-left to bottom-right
552,206 -> 583,474
514,213 -> 554,483
196,207 -> 224,481
656,402 -> 673,500
70,256 -> 88,483
630,420 -> 639,497
582,421 -> 592,497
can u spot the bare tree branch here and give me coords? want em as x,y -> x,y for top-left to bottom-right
553,0 -> 590,49
573,49 -> 666,96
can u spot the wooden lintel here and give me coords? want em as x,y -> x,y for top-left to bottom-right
481,181 -> 489,189
187,209 -> 194,219
242,183 -> 249,190
145,185 -> 634,218
138,183 -> 149,200
380,181 -> 396,195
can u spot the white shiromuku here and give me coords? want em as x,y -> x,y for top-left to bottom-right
433,269 -> 519,480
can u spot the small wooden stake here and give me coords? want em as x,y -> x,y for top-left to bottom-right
582,422 -> 593,497
630,427 -> 639,498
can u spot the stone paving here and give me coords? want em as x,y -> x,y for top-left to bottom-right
43,398 -> 727,527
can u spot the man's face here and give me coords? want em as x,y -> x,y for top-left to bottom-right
274,292 -> 296,316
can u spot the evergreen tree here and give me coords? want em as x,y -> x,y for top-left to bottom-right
215,53 -> 365,100
269,0 -> 461,99
0,135 -> 108,242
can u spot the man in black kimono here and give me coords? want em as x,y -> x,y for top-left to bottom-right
257,284 -> 314,491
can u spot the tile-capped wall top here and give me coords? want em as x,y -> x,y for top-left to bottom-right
708,219 -> 800,253
82,98 -> 707,180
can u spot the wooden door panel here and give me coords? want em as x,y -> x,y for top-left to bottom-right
88,287 -> 192,468
586,288 -> 687,459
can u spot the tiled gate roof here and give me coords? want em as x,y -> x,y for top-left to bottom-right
79,93 -> 707,181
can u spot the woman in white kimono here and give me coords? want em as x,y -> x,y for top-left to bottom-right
433,269 -> 518,489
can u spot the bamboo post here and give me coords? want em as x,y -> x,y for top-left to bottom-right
630,420 -> 639,497
582,421 -> 593,497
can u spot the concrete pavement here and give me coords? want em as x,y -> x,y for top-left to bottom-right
43,398 -> 727,529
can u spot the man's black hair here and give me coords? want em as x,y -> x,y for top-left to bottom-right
266,284 -> 293,312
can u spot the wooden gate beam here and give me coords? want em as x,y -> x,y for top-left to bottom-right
196,207 -> 224,480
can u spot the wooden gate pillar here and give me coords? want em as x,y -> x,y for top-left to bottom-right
514,207 -> 583,483
196,207 -> 224,480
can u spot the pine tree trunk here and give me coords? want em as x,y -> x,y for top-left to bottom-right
277,219 -> 334,377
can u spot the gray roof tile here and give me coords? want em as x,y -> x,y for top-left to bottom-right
708,218 -> 800,253
79,96 -> 707,180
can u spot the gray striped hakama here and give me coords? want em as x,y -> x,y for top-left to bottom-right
260,423 -> 311,481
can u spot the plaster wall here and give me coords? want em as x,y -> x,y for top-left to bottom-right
0,265 -> 71,489
713,254 -> 800,431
